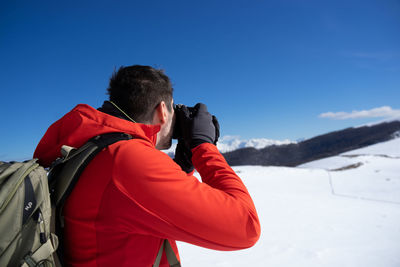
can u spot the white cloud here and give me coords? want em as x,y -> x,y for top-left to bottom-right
319,106 -> 400,120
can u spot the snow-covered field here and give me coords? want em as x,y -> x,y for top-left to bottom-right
177,138 -> 400,266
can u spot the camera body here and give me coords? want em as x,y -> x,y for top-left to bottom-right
172,104 -> 194,140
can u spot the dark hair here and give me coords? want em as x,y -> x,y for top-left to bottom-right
107,65 -> 173,123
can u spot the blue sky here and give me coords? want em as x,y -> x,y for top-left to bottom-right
1,0 -> 399,160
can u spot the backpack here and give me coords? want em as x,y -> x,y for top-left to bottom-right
0,159 -> 57,267
0,132 -> 132,267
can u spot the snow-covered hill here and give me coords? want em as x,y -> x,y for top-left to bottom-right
177,137 -> 400,266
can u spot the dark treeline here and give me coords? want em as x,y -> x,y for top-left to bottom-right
223,121 -> 400,167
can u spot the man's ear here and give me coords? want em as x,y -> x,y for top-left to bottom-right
153,101 -> 167,125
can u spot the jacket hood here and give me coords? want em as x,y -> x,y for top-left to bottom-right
34,104 -> 160,167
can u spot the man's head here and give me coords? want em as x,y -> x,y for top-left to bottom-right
107,65 -> 174,150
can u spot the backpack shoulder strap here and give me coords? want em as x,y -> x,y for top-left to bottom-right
49,132 -> 132,210
153,240 -> 181,267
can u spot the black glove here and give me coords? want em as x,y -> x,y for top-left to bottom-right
173,140 -> 194,173
191,103 -> 218,148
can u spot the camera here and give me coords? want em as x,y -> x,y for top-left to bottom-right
172,103 -> 220,144
172,104 -> 194,140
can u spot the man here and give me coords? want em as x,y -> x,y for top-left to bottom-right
34,65 -> 260,266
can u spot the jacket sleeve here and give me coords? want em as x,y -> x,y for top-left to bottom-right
113,141 -> 261,250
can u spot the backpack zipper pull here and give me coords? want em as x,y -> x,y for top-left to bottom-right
38,210 -> 46,244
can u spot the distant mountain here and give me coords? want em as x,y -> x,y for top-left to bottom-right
163,136 -> 295,157
222,120 -> 400,167
216,136 -> 296,153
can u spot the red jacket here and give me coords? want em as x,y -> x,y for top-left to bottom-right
34,104 -> 260,267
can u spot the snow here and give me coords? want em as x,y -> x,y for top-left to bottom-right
341,136 -> 400,157
177,138 -> 400,266
299,138 -> 400,203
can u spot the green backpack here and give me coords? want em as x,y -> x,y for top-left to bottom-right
0,159 -> 57,267
0,133 -> 132,267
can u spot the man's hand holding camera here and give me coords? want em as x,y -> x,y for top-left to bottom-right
173,103 -> 220,173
